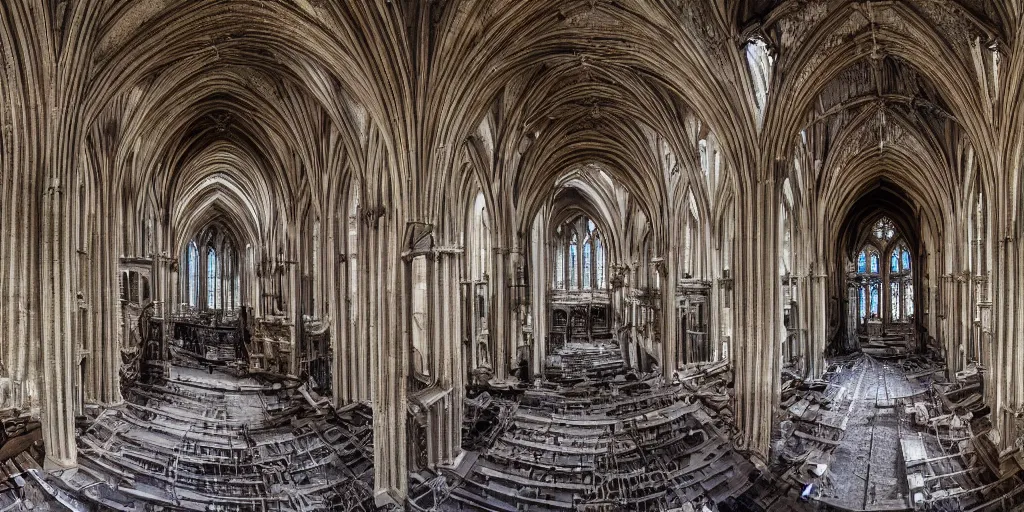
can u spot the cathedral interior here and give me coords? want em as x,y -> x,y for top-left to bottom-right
2,1 -> 1024,511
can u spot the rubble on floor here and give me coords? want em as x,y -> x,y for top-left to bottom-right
0,408 -> 74,511
48,353 -> 377,511
767,351 -> 1024,512
414,342 -> 758,511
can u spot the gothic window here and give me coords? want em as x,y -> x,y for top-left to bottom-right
181,227 -> 240,311
207,247 -> 219,309
568,232 -> 579,289
553,215 -> 606,291
186,241 -> 199,308
582,233 -> 592,289
854,217 -> 914,324
554,243 -> 565,288
698,139 -> 708,177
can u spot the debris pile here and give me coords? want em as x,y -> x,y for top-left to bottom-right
0,408 -> 66,511
423,344 -> 756,511
901,361 -> 1023,511
49,324 -> 377,512
769,359 -> 852,505
766,350 -> 1024,512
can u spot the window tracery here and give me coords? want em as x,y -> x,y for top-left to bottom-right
181,227 -> 241,311
553,216 -> 606,291
854,217 -> 914,326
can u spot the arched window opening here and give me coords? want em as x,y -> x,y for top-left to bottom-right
744,38 -> 773,122
207,247 -> 219,309
582,234 -> 592,289
853,217 -> 914,331
186,242 -> 199,308
464,190 -> 492,373
568,232 -> 579,289
180,227 -> 241,312
552,215 -> 606,291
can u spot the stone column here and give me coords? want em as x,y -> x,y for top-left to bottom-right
529,222 -> 549,376
40,180 -> 77,468
808,271 -> 827,377
489,247 -> 512,382
991,235 -> 1022,447
731,182 -> 781,462
368,208 -> 408,506
427,245 -> 465,465
656,256 -> 677,377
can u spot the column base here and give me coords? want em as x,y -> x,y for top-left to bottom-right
373,487 -> 404,508
43,456 -> 76,473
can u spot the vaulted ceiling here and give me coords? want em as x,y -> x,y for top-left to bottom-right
2,0 -> 1021,241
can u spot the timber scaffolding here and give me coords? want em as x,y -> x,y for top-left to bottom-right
411,340 -> 758,512
758,352 -> 1024,512
44,330 -> 377,512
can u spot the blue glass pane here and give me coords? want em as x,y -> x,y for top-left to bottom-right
870,284 -> 879,316
870,254 -> 879,273
859,288 -> 867,319
902,250 -> 911,271
857,252 -> 866,273
891,252 -> 900,273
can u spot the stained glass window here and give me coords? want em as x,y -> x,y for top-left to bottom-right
595,237 -> 605,288
859,287 -> 867,320
855,220 -> 914,325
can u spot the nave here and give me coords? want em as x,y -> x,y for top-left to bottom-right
2,1 -> 1024,511
420,340 -> 754,511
